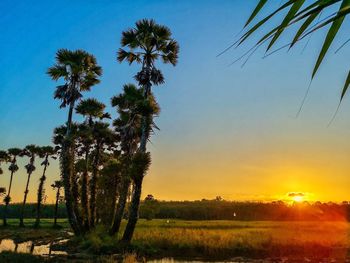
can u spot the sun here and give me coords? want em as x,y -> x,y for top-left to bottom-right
292,195 -> 304,203
287,192 -> 306,203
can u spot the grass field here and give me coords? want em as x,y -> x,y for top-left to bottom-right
1,219 -> 350,261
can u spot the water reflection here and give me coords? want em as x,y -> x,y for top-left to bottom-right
0,238 -> 67,256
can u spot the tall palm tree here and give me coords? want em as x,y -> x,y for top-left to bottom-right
48,49 -> 102,235
233,0 -> 350,101
51,180 -> 63,228
34,146 -> 57,228
117,19 -> 179,243
110,84 -> 150,235
3,148 -> 23,226
19,145 -> 41,227
76,98 -> 110,230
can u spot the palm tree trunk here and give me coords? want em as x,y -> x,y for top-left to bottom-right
89,144 -> 101,228
61,100 -> 82,235
34,157 -> 48,228
3,168 -> 15,226
53,188 -> 60,227
121,178 -> 143,243
71,149 -> 84,232
81,149 -> 90,231
109,174 -> 130,235
19,170 -> 34,227
60,145 -> 81,235
67,101 -> 74,134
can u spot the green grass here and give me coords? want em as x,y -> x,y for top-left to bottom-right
2,219 -> 350,260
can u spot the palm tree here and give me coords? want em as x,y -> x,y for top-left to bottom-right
96,158 -> 121,227
117,19 -> 179,242
89,121 -> 117,228
110,84 -> 150,235
34,146 -> 57,228
19,145 -> 41,227
51,180 -> 63,228
48,49 -> 102,235
52,123 -> 83,233
0,151 -> 9,200
75,98 -> 110,230
3,148 -> 22,226
0,150 -> 9,177
233,0 -> 350,101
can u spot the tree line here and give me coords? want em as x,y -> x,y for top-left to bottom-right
2,199 -> 350,222
0,19 -> 179,244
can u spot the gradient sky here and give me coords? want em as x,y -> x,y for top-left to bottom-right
1,1 -> 350,203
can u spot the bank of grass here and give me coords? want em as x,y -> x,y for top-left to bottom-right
1,219 -> 350,260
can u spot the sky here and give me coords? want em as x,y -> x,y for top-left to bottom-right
1,0 -> 350,203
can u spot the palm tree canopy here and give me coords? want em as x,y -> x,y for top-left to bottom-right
48,49 -> 102,108
112,84 -> 160,117
7,148 -> 23,157
38,146 -> 56,157
117,19 -> 179,67
235,0 -> 350,100
23,144 -> 41,156
0,151 -> 9,162
51,180 -> 63,189
53,123 -> 79,146
76,98 -> 110,120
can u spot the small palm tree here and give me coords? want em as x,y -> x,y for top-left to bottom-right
19,145 -> 41,227
3,148 -> 23,226
0,151 -> 9,201
76,98 -> 110,230
89,121 -> 117,228
34,146 -> 57,228
48,49 -> 102,235
0,150 -> 9,177
51,180 -> 63,228
117,19 -> 179,243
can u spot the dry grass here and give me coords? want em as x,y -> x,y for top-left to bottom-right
131,220 -> 350,259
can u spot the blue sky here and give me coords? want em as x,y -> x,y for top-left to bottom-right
1,1 -> 350,202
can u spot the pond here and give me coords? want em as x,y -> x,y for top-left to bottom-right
0,238 -> 68,257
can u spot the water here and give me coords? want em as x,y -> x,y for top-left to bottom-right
0,238 -> 68,257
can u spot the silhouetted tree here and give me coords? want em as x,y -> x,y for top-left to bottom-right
48,49 -> 102,235
117,19 -> 179,243
34,146 -> 57,227
3,148 -> 23,226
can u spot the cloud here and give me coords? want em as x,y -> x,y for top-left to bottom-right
288,192 -> 305,197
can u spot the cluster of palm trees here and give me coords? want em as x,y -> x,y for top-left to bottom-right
1,19 -> 178,244
0,146 -> 61,227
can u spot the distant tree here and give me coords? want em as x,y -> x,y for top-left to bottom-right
145,194 -> 155,201
34,146 -> 57,228
0,150 -> 9,176
3,148 -> 23,226
19,145 -> 41,227
51,180 -> 63,228
215,196 -> 223,202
